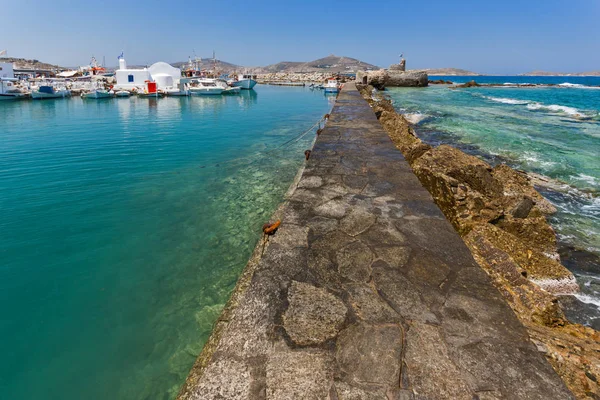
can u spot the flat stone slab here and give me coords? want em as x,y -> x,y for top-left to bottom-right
177,83 -> 573,399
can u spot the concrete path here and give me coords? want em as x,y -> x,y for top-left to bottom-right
177,83 -> 573,400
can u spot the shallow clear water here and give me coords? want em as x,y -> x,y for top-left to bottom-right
386,78 -> 600,328
0,87 -> 332,399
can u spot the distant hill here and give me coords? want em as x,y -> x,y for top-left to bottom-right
171,58 -> 241,73
257,55 -> 379,73
1,57 -> 65,71
521,70 -> 600,76
421,68 -> 480,76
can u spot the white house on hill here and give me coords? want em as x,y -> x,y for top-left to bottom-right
115,57 -> 181,90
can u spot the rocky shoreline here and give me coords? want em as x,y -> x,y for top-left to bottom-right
357,84 -> 600,399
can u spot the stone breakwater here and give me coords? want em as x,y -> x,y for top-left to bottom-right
358,84 -> 600,399
256,72 -> 350,84
176,83 -> 574,399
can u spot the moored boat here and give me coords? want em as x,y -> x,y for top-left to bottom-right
324,78 -> 340,93
188,78 -> 224,95
81,88 -> 113,99
231,73 -> 257,90
115,90 -> 131,97
0,78 -> 28,100
31,85 -> 71,99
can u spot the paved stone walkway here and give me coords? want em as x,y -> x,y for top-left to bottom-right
177,84 -> 573,399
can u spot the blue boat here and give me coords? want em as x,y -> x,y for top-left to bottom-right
323,78 -> 340,93
231,73 -> 257,90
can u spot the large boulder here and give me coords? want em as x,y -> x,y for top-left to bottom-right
361,69 -> 429,89
385,70 -> 428,87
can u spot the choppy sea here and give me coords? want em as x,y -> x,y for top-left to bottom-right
387,76 -> 600,329
0,87 -> 333,399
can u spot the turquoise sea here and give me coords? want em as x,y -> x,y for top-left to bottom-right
387,76 -> 600,328
0,87 -> 332,399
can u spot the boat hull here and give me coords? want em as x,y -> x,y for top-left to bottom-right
324,87 -> 339,93
231,79 -> 257,90
83,91 -> 113,99
222,87 -> 241,94
164,90 -> 189,96
137,92 -> 164,98
31,90 -> 71,99
0,93 -> 28,100
189,88 -> 224,96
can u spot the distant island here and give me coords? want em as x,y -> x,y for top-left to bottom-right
420,68 -> 480,76
521,70 -> 600,76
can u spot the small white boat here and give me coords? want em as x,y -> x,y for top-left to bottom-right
82,89 -> 113,99
231,73 -> 257,90
324,79 -> 340,93
0,78 -> 28,100
115,90 -> 131,97
31,85 -> 71,99
163,82 -> 190,96
188,79 -> 224,95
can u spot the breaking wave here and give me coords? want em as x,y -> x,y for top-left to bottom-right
403,112 -> 430,125
483,95 -> 596,119
485,96 -> 530,105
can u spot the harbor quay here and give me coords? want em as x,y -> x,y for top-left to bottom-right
176,83 -> 572,399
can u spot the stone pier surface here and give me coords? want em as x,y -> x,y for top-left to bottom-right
177,84 -> 573,399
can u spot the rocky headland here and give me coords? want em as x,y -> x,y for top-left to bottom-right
357,84 -> 600,399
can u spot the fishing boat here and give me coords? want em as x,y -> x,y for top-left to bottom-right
188,78 -> 224,95
231,73 -> 257,90
163,81 -> 190,96
0,78 -> 28,100
324,79 -> 340,94
115,90 -> 131,97
82,88 -> 113,99
31,85 -> 71,99
215,79 -> 240,94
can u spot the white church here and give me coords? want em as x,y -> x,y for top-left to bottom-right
114,56 -> 181,90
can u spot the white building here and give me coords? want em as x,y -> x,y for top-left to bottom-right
114,57 -> 181,90
0,62 -> 15,79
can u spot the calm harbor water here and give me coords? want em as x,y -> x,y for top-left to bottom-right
387,76 -> 600,328
0,87 -> 333,399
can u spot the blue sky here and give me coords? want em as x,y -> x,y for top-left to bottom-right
1,0 -> 598,74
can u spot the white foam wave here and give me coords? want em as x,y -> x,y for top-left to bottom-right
526,102 -> 591,118
558,82 -> 586,88
572,174 -> 600,186
485,96 -> 530,105
574,294 -> 600,309
403,113 -> 430,125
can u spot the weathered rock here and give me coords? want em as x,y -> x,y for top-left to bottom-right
465,225 -> 600,399
283,281 -> 347,346
389,59 -> 406,71
455,80 -> 480,88
360,69 -> 428,89
492,164 -> 557,215
404,321 -> 472,399
266,348 -> 334,399
336,323 -> 403,387
385,70 -> 429,87
468,224 -> 577,293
